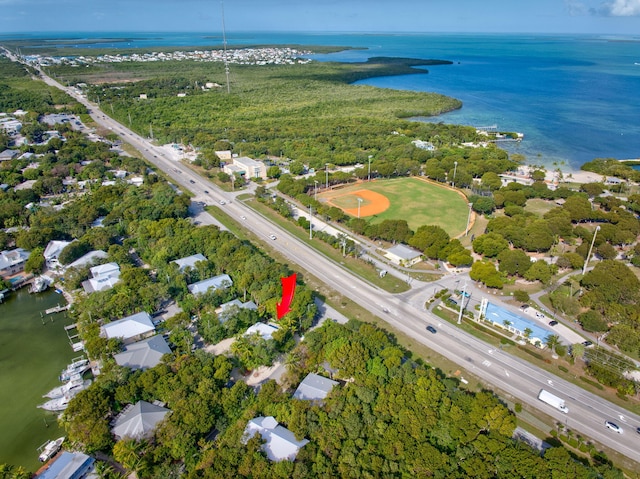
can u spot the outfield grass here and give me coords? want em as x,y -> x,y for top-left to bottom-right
327,178 -> 470,237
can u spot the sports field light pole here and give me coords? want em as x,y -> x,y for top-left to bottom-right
582,225 -> 600,275
309,204 -> 313,240
357,198 -> 363,219
314,180 -> 318,201
325,163 -> 329,190
453,161 -> 458,187
465,202 -> 473,236
368,155 -> 373,182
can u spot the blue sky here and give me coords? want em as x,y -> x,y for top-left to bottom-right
1,0 -> 640,34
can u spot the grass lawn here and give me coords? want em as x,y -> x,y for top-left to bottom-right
325,177 -> 470,237
525,198 -> 557,216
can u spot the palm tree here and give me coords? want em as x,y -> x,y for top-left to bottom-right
523,328 -> 533,340
545,334 -> 561,352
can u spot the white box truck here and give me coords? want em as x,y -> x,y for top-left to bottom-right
537,389 -> 569,413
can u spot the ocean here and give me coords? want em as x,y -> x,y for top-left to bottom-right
2,31 -> 640,170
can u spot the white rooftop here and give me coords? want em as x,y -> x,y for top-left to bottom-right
385,244 -> 422,260
187,274 -> 232,295
243,416 -> 309,462
245,322 -> 279,341
102,311 -> 155,341
172,253 -> 207,272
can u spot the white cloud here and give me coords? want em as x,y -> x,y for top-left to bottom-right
601,0 -> 640,15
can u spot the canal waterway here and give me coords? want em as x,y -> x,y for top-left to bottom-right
0,288 -> 75,471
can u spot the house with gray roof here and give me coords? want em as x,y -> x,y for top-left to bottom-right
34,451 -> 94,479
292,373 -> 339,402
172,253 -> 207,272
0,149 -> 18,161
66,250 -> 108,270
114,334 -> 171,371
101,311 -> 155,344
384,244 -> 422,267
187,273 -> 232,296
217,298 -> 258,322
112,400 -> 170,440
243,416 -> 309,462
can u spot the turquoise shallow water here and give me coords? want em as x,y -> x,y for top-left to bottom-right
2,32 -> 639,168
0,288 -> 74,471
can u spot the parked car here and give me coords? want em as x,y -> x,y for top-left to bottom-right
582,340 -> 594,348
426,325 -> 437,334
605,421 -> 623,434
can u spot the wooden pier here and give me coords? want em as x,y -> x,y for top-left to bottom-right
44,304 -> 70,315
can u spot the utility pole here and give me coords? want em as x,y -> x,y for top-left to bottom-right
582,225 -> 600,275
309,204 -> 313,239
457,282 -> 467,325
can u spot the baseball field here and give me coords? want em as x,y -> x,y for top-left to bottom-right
320,177 -> 471,237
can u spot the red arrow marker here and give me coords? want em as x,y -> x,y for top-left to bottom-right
276,273 -> 297,320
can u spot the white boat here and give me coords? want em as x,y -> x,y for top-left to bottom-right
38,437 -> 64,462
29,276 -> 50,294
59,357 -> 90,382
44,378 -> 91,399
39,391 -> 77,411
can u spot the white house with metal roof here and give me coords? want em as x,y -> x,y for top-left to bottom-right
292,373 -> 339,402
172,253 -> 207,272
245,322 -> 279,340
101,311 -> 155,344
187,273 -> 232,296
43,240 -> 73,268
112,400 -> 170,440
0,248 -> 30,279
82,262 -> 121,294
243,416 -> 309,462
114,334 -> 171,371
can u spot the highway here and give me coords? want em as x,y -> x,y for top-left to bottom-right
27,61 -> 640,465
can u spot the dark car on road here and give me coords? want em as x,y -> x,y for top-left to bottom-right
549,320 -> 558,326
426,325 -> 437,334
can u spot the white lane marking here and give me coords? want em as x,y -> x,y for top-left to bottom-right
482,360 -> 492,367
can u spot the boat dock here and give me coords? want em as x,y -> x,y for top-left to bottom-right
64,323 -> 85,352
44,304 -> 70,315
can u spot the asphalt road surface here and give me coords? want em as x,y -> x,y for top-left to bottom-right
31,65 -> 640,465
